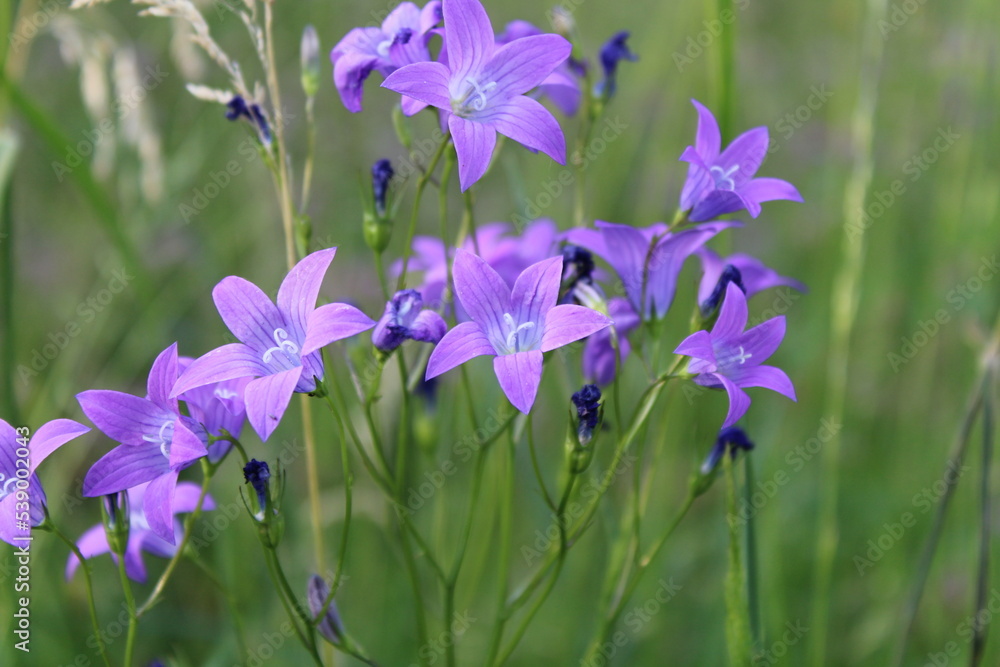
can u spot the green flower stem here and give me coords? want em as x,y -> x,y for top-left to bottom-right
972,368 -> 994,667
189,555 -> 249,660
137,459 -> 214,617
743,454 -> 762,651
116,554 -> 138,666
46,522 -> 112,667
261,546 -> 322,666
723,453 -> 751,666
485,429 -> 517,665
397,137 -> 451,291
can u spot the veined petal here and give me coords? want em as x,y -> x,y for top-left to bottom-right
124,534 -> 150,583
696,247 -> 726,304
212,276 -> 286,355
29,419 -> 89,474
674,330 -> 716,362
712,282 -> 750,343
146,343 -> 180,411
0,494 -> 27,546
728,253 -> 808,298
482,34 -> 571,99
493,350 -> 544,413
168,419 -> 207,471
452,249 -> 510,342
410,309 -> 448,343
718,375 -> 752,428
144,471 -> 179,544
171,344 -> 267,398
716,126 -> 769,188
420,1 -> 443,33
442,0 -> 494,85
540,304 -> 612,352
449,115 -> 497,191
739,177 -> 803,205
77,390 -> 173,447
174,481 -> 214,513
691,99 -> 721,162
382,61 -> 453,110
302,303 -> 376,355
277,248 -> 338,343
487,96 -> 566,164
65,524 -> 109,580
592,220 -> 651,316
244,367 -> 302,442
647,221 -> 739,318
83,444 -> 170,497
400,95 -> 430,116
539,68 -> 581,116
511,256 -> 563,336
731,365 -> 797,401
332,50 -> 382,113
739,315 -> 787,366
561,228 -> 609,258
426,321 -> 496,378
688,189 -> 747,222
382,1 -> 421,34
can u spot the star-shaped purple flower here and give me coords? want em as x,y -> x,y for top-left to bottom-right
66,482 -> 215,583
172,249 -> 376,442
564,219 -> 739,320
0,418 -> 90,545
372,289 -> 448,353
78,343 -> 209,544
426,250 -> 612,413
332,1 -> 443,113
679,100 -> 803,222
382,0 -> 572,190
674,283 -> 796,427
695,247 -> 807,308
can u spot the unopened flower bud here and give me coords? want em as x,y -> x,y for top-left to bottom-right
595,31 -> 638,101
300,25 -> 321,98
102,491 -> 130,556
243,459 -> 271,515
307,574 -> 345,645
694,426 -> 755,496
700,264 -> 745,319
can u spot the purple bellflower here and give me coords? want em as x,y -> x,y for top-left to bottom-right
581,297 -> 640,386
496,20 -> 581,116
426,250 -> 612,413
171,249 -> 376,442
564,219 -> 739,320
679,99 -> 803,222
78,343 -> 209,544
675,283 -> 796,428
372,289 -> 447,353
0,418 -> 90,545
696,248 -> 807,311
66,482 -> 215,583
595,31 -> 637,100
332,1 -> 443,114
177,357 -> 249,463
381,0 -> 572,190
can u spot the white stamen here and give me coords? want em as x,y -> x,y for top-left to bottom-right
503,313 -> 535,352
463,77 -> 497,112
214,388 -> 238,400
143,421 -> 175,458
710,164 -> 739,190
376,39 -> 393,58
262,328 -> 300,363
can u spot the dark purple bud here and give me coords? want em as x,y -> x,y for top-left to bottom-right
701,426 -> 754,475
243,459 -> 271,512
571,384 -> 602,444
596,31 -> 637,100
102,491 -> 130,555
307,574 -> 345,645
562,244 -> 595,286
371,159 -> 394,217
225,95 -> 250,121
393,27 -> 413,47
225,95 -> 272,144
374,288 -> 421,352
700,265 -> 745,318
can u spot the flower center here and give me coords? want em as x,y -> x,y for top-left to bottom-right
454,77 -> 497,115
719,345 -> 752,368
143,420 -> 175,459
503,313 -> 535,353
262,328 -> 301,364
710,164 -> 739,190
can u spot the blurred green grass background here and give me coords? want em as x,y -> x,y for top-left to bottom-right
1,0 -> 999,664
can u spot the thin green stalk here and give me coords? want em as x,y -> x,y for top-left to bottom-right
117,553 -> 138,666
190,555 -> 249,660
744,454 -> 762,651
300,94 -> 317,213
0,145 -> 16,423
723,454 -> 751,666
397,137 -> 451,290
971,371 -> 994,667
712,0 -> 736,142
810,0 -> 889,661
485,431 -> 517,664
47,523 -> 112,667
137,460 -> 214,617
262,547 -> 322,666
526,414 -> 556,513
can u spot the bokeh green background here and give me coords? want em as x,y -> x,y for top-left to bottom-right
1,0 -> 999,664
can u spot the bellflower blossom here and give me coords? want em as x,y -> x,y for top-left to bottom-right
0,418 -> 90,545
496,21 -> 581,116
66,482 -> 215,583
564,219 -> 739,320
78,343 -> 209,544
679,99 -> 803,222
696,248 -> 807,311
582,297 -> 640,386
372,290 -> 447,353
177,357 -> 249,463
427,250 -> 612,413
171,249 -> 376,442
675,283 -> 796,427
332,1 -> 443,113
382,0 -> 572,190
